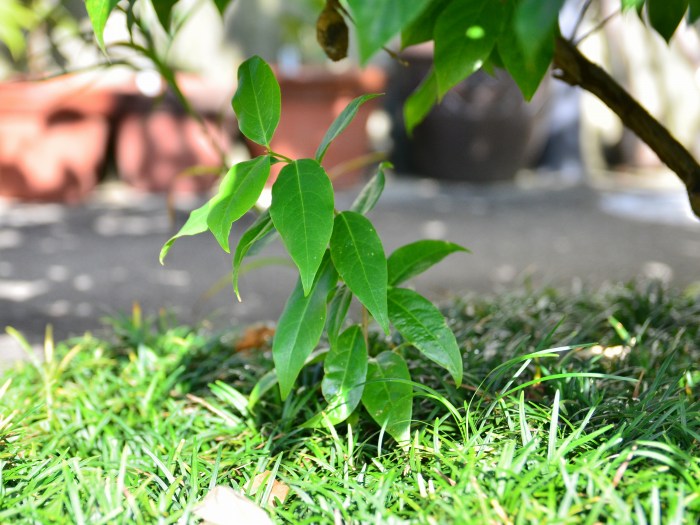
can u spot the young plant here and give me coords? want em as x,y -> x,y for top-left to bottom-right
160,56 -> 468,443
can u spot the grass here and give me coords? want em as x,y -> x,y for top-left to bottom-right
0,281 -> 698,523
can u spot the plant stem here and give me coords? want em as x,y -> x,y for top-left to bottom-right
552,36 -> 700,217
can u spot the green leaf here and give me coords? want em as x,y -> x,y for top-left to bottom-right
433,0 -> 507,97
404,68 -> 438,135
362,351 -> 413,443
273,255 -> 337,400
690,0 -> 700,22
207,156 -> 270,253
350,162 -> 388,215
497,5 -> 552,100
326,285 -> 353,348
621,0 -> 645,11
347,0 -> 432,63
159,201 -> 210,264
401,0 -> 450,49
330,212 -> 390,334
232,211 -> 277,301
150,0 -> 179,32
212,0 -> 232,16
387,240 -> 469,286
85,0 -> 120,52
388,288 -> 463,386
270,159 -> 335,296
514,0 -> 564,59
232,56 -> 280,148
316,94 -> 383,164
648,0 -> 688,42
322,325 -> 368,425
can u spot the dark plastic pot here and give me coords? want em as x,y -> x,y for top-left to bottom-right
387,50 -> 548,182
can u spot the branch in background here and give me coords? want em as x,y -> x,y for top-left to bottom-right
552,35 -> 700,218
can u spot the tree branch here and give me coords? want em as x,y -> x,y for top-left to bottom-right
552,35 -> 700,218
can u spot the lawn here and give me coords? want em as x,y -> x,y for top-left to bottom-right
1,281 -> 698,523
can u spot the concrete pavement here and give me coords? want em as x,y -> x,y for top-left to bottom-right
1,171 -> 699,362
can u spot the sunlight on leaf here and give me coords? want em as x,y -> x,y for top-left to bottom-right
159,201 -> 211,264
207,156 -> 271,253
232,56 -> 280,148
270,159 -> 335,296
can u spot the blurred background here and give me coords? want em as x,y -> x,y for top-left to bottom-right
1,0 -> 700,357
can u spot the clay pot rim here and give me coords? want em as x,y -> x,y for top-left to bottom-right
273,65 -> 386,93
0,73 -> 119,115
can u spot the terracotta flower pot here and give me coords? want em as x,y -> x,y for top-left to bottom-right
0,75 -> 115,202
247,66 -> 386,187
113,75 -> 235,194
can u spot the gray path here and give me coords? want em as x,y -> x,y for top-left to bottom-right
1,173 -> 699,362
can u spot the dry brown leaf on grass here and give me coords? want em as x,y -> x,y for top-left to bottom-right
235,325 -> 275,352
193,485 -> 274,525
249,470 -> 290,507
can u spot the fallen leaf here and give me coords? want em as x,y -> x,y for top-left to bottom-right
249,470 -> 290,507
235,325 -> 275,352
193,485 -> 273,525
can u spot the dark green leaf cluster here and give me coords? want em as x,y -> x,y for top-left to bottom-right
160,56 -> 469,443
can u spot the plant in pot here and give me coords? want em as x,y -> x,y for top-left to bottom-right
228,0 -> 386,187
105,5 -> 236,194
0,0 -> 115,202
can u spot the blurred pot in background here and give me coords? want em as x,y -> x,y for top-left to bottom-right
245,62 -> 386,188
113,72 -> 235,194
0,74 -> 115,202
386,46 -> 549,183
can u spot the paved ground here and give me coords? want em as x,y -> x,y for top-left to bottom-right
2,171 -> 699,362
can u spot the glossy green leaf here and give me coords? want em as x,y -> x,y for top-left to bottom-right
316,94 -> 383,164
388,287 -> 463,386
330,212 -> 390,334
212,0 -> 231,16
388,240 -> 469,286
270,159 -> 335,296
621,0 -> 645,11
648,0 -> 688,42
151,0 -> 178,31
322,325 -> 368,425
347,0 -> 431,63
362,351 -> 413,443
207,156 -> 270,253
159,201 -> 210,264
232,56 -> 280,148
497,5 -> 552,100
232,211 -> 277,301
434,0 -> 507,97
85,0 -> 120,51
401,0 -> 450,49
404,68 -> 438,135
273,256 -> 337,400
326,285 -> 353,348
350,162 -> 388,215
514,0 -> 564,59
